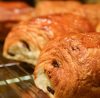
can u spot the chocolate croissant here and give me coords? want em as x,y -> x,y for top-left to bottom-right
34,32 -> 100,98
35,1 -> 100,27
0,2 -> 34,41
3,13 -> 94,65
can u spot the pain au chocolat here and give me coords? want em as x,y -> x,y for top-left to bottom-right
3,13 -> 94,65
34,32 -> 100,98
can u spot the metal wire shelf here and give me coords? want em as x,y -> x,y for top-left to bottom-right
0,62 -> 49,98
0,42 -> 48,98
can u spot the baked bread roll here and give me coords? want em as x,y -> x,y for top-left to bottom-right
3,13 -> 94,65
35,1 -> 100,27
0,2 -> 34,41
34,32 -> 100,98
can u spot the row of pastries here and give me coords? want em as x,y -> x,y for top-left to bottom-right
1,0 -> 100,41
0,0 -> 100,98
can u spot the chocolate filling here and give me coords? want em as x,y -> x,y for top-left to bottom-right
8,51 -> 15,56
20,40 -> 30,51
52,59 -> 60,68
47,86 -> 55,95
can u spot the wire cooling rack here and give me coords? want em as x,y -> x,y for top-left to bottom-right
0,62 -> 49,98
0,42 -> 49,98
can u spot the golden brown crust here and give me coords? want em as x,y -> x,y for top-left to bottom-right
34,32 -> 100,98
0,2 -> 27,8
0,2 -> 34,21
3,13 -> 94,64
4,13 -> 94,49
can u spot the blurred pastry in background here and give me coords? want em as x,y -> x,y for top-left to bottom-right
35,1 -> 81,16
0,2 -> 34,41
35,1 -> 100,27
3,13 -> 94,65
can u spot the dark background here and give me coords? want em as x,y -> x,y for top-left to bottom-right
1,0 -> 100,6
0,0 -> 36,6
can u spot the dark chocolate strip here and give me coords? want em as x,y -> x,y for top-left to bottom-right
52,59 -> 60,68
8,51 -> 15,56
47,86 -> 55,95
20,40 -> 30,51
